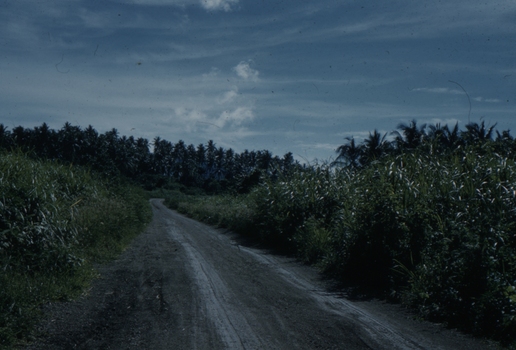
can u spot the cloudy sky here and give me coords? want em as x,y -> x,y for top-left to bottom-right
1,0 -> 514,162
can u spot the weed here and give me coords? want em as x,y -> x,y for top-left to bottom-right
0,152 -> 151,348
165,145 -> 516,344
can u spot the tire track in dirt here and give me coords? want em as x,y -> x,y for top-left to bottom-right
26,199 -> 498,350
168,219 -> 265,349
237,246 -> 425,349
156,199 -> 496,350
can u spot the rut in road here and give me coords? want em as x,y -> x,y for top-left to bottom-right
27,199 -> 497,350
153,199 -> 493,350
161,199 -> 372,350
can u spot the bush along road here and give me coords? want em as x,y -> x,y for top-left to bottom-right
26,199 -> 498,349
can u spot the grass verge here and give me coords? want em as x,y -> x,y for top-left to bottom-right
159,189 -> 257,236
161,146 -> 516,347
0,152 -> 152,349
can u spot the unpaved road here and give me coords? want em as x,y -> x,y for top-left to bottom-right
27,199 -> 498,349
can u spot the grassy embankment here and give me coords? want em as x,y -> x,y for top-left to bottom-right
0,152 -> 152,349
162,145 -> 516,346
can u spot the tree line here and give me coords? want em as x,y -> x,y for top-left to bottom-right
1,119 -> 512,192
0,122 -> 299,193
333,120 -> 514,168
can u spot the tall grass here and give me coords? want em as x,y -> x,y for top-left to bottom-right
0,151 -> 151,348
169,144 -> 516,345
161,189 -> 257,235
260,147 -> 516,342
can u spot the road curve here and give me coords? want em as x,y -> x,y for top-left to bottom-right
26,199 -> 496,349
153,199 -> 493,350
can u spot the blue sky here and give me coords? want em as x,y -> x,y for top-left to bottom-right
1,0 -> 514,162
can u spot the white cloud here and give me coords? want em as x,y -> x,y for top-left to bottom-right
422,118 -> 461,126
218,106 -> 254,126
414,87 -> 501,104
118,0 -> 239,12
172,107 -> 212,131
233,61 -> 259,81
202,67 -> 220,79
200,0 -> 238,12
125,0 -> 195,6
218,87 -> 239,104
78,8 -> 112,29
168,105 -> 253,132
412,87 -> 464,95
473,97 -> 502,103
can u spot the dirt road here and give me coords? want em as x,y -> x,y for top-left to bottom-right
27,199 -> 497,349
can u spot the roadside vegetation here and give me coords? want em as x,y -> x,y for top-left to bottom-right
0,121 -> 293,349
161,120 -> 516,347
0,151 -> 151,348
1,120 -> 515,347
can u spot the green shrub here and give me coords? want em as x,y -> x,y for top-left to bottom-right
252,167 -> 342,251
0,152 -> 151,348
158,145 -> 516,343
168,193 -> 257,236
256,150 -> 515,341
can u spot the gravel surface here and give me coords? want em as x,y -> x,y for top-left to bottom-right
26,199 -> 498,349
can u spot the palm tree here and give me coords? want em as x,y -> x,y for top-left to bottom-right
214,147 -> 226,180
462,121 -> 496,145
235,149 -> 253,176
493,129 -> 515,157
182,143 -> 197,185
443,123 -> 461,149
362,130 -> 390,164
257,150 -> 273,174
11,126 -> 29,148
172,140 -> 186,180
196,143 -> 207,178
153,137 -> 174,177
224,148 -> 235,181
57,123 -> 85,163
392,119 -> 427,151
333,136 -> 362,168
117,135 -> 137,177
426,122 -> 463,152
496,129 -> 513,142
31,123 -> 56,158
281,152 -> 295,174
427,123 -> 445,140
206,140 -> 216,176
0,124 -> 12,149
135,137 -> 151,175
